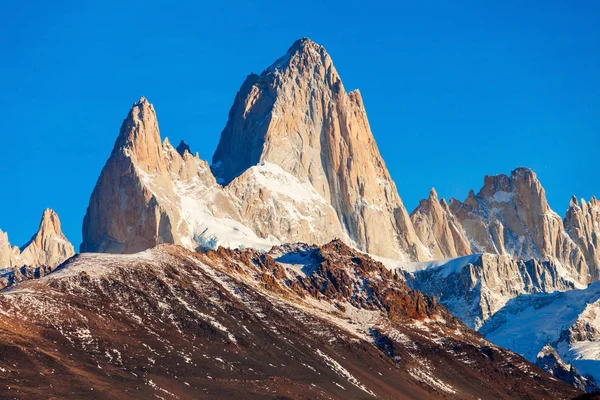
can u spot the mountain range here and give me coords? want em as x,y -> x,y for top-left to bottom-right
0,38 -> 597,398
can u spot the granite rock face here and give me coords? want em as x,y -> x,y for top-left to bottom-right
82,39 -> 428,261
403,253 -> 577,329
411,168 -> 589,284
410,188 -> 471,259
0,209 -> 74,271
212,38 -> 426,260
81,97 -> 346,254
565,196 -> 600,280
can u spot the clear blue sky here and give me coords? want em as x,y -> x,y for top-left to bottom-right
0,1 -> 598,248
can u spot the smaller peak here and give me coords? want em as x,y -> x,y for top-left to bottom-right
428,187 -> 438,201
570,195 -> 579,208
468,189 -> 476,198
176,140 -> 191,157
440,198 -> 449,208
39,208 -> 61,232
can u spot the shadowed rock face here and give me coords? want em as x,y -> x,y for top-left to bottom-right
0,209 -> 74,271
0,241 -> 580,399
536,345 -> 596,392
404,253 -> 577,330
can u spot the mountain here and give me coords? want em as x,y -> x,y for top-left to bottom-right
412,168 -> 589,285
565,196 -> 600,281
212,38 -> 425,260
479,281 -> 600,385
536,344 -> 596,392
403,253 -> 580,329
80,96 -> 341,254
0,209 -> 74,289
0,240 -> 580,399
81,38 -> 427,261
410,188 -> 471,259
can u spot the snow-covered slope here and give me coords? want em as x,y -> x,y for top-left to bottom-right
480,281 -> 600,382
400,253 -> 580,329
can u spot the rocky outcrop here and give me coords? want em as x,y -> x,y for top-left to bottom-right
404,253 -> 577,329
83,39 -> 427,261
411,167 -> 589,284
536,345 -> 596,392
212,38 -> 426,260
81,97 -> 195,253
0,209 -> 74,270
0,230 -> 20,269
410,188 -> 471,259
565,196 -> 600,280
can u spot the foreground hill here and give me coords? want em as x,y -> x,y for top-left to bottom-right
0,240 -> 578,399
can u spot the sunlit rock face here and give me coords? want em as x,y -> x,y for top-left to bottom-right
82,39 -> 428,261
212,38 -> 426,260
0,208 -> 74,269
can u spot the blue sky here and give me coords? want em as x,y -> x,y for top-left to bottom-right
0,1 -> 598,247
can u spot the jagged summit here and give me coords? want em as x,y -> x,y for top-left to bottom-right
176,140 -> 191,157
410,166 -> 589,285
264,37 -> 330,75
428,187 -> 438,200
0,208 -> 74,271
20,208 -> 63,250
210,37 -> 425,260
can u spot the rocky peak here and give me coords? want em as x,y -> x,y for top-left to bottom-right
22,209 -> 63,248
570,195 -> 579,208
176,140 -> 191,157
268,37 -> 334,74
113,96 -> 164,174
536,345 -> 596,392
211,37 -> 426,260
565,196 -> 600,280
428,187 -> 438,201
410,188 -> 471,259
445,167 -> 587,283
19,208 -> 74,269
0,209 -> 74,276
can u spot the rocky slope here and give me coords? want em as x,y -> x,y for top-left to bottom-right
0,240 -> 580,399
402,253 -> 579,329
0,209 -> 74,277
82,38 -> 427,261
